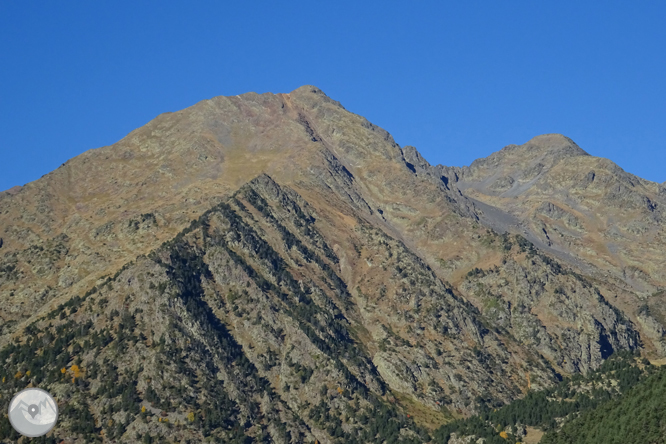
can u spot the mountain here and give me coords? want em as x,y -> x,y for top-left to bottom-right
448,134 -> 666,357
0,86 -> 664,443
433,350 -> 659,443
540,357 -> 666,444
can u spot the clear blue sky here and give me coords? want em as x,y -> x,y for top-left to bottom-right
1,1 -> 665,192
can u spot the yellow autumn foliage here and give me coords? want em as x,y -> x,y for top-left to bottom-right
499,430 -> 509,439
187,411 -> 195,422
71,364 -> 82,378
14,371 -> 22,379
141,406 -> 146,413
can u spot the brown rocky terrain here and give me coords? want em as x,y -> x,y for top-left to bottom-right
404,134 -> 666,358
0,86 -> 664,443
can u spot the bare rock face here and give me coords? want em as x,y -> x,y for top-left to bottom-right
0,86 -> 663,442
419,134 -> 666,359
457,240 -> 639,374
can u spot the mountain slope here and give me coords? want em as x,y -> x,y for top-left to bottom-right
541,359 -> 666,444
0,86 -> 664,443
399,133 -> 666,359
461,135 -> 666,356
433,351 -> 655,444
2,176 -> 555,442
0,86 -> 467,340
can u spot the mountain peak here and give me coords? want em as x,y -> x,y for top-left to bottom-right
289,84 -> 325,95
521,133 -> 589,157
493,134 -> 588,160
468,133 -> 588,173
288,85 -> 345,109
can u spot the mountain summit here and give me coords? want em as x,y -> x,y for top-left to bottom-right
459,133 -> 588,187
0,86 -> 664,443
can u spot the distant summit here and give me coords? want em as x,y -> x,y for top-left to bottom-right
515,133 -> 588,157
466,133 -> 588,177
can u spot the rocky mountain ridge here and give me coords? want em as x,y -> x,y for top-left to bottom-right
411,133 -> 666,357
1,86 -> 664,443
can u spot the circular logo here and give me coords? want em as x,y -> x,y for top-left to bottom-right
8,388 -> 58,437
